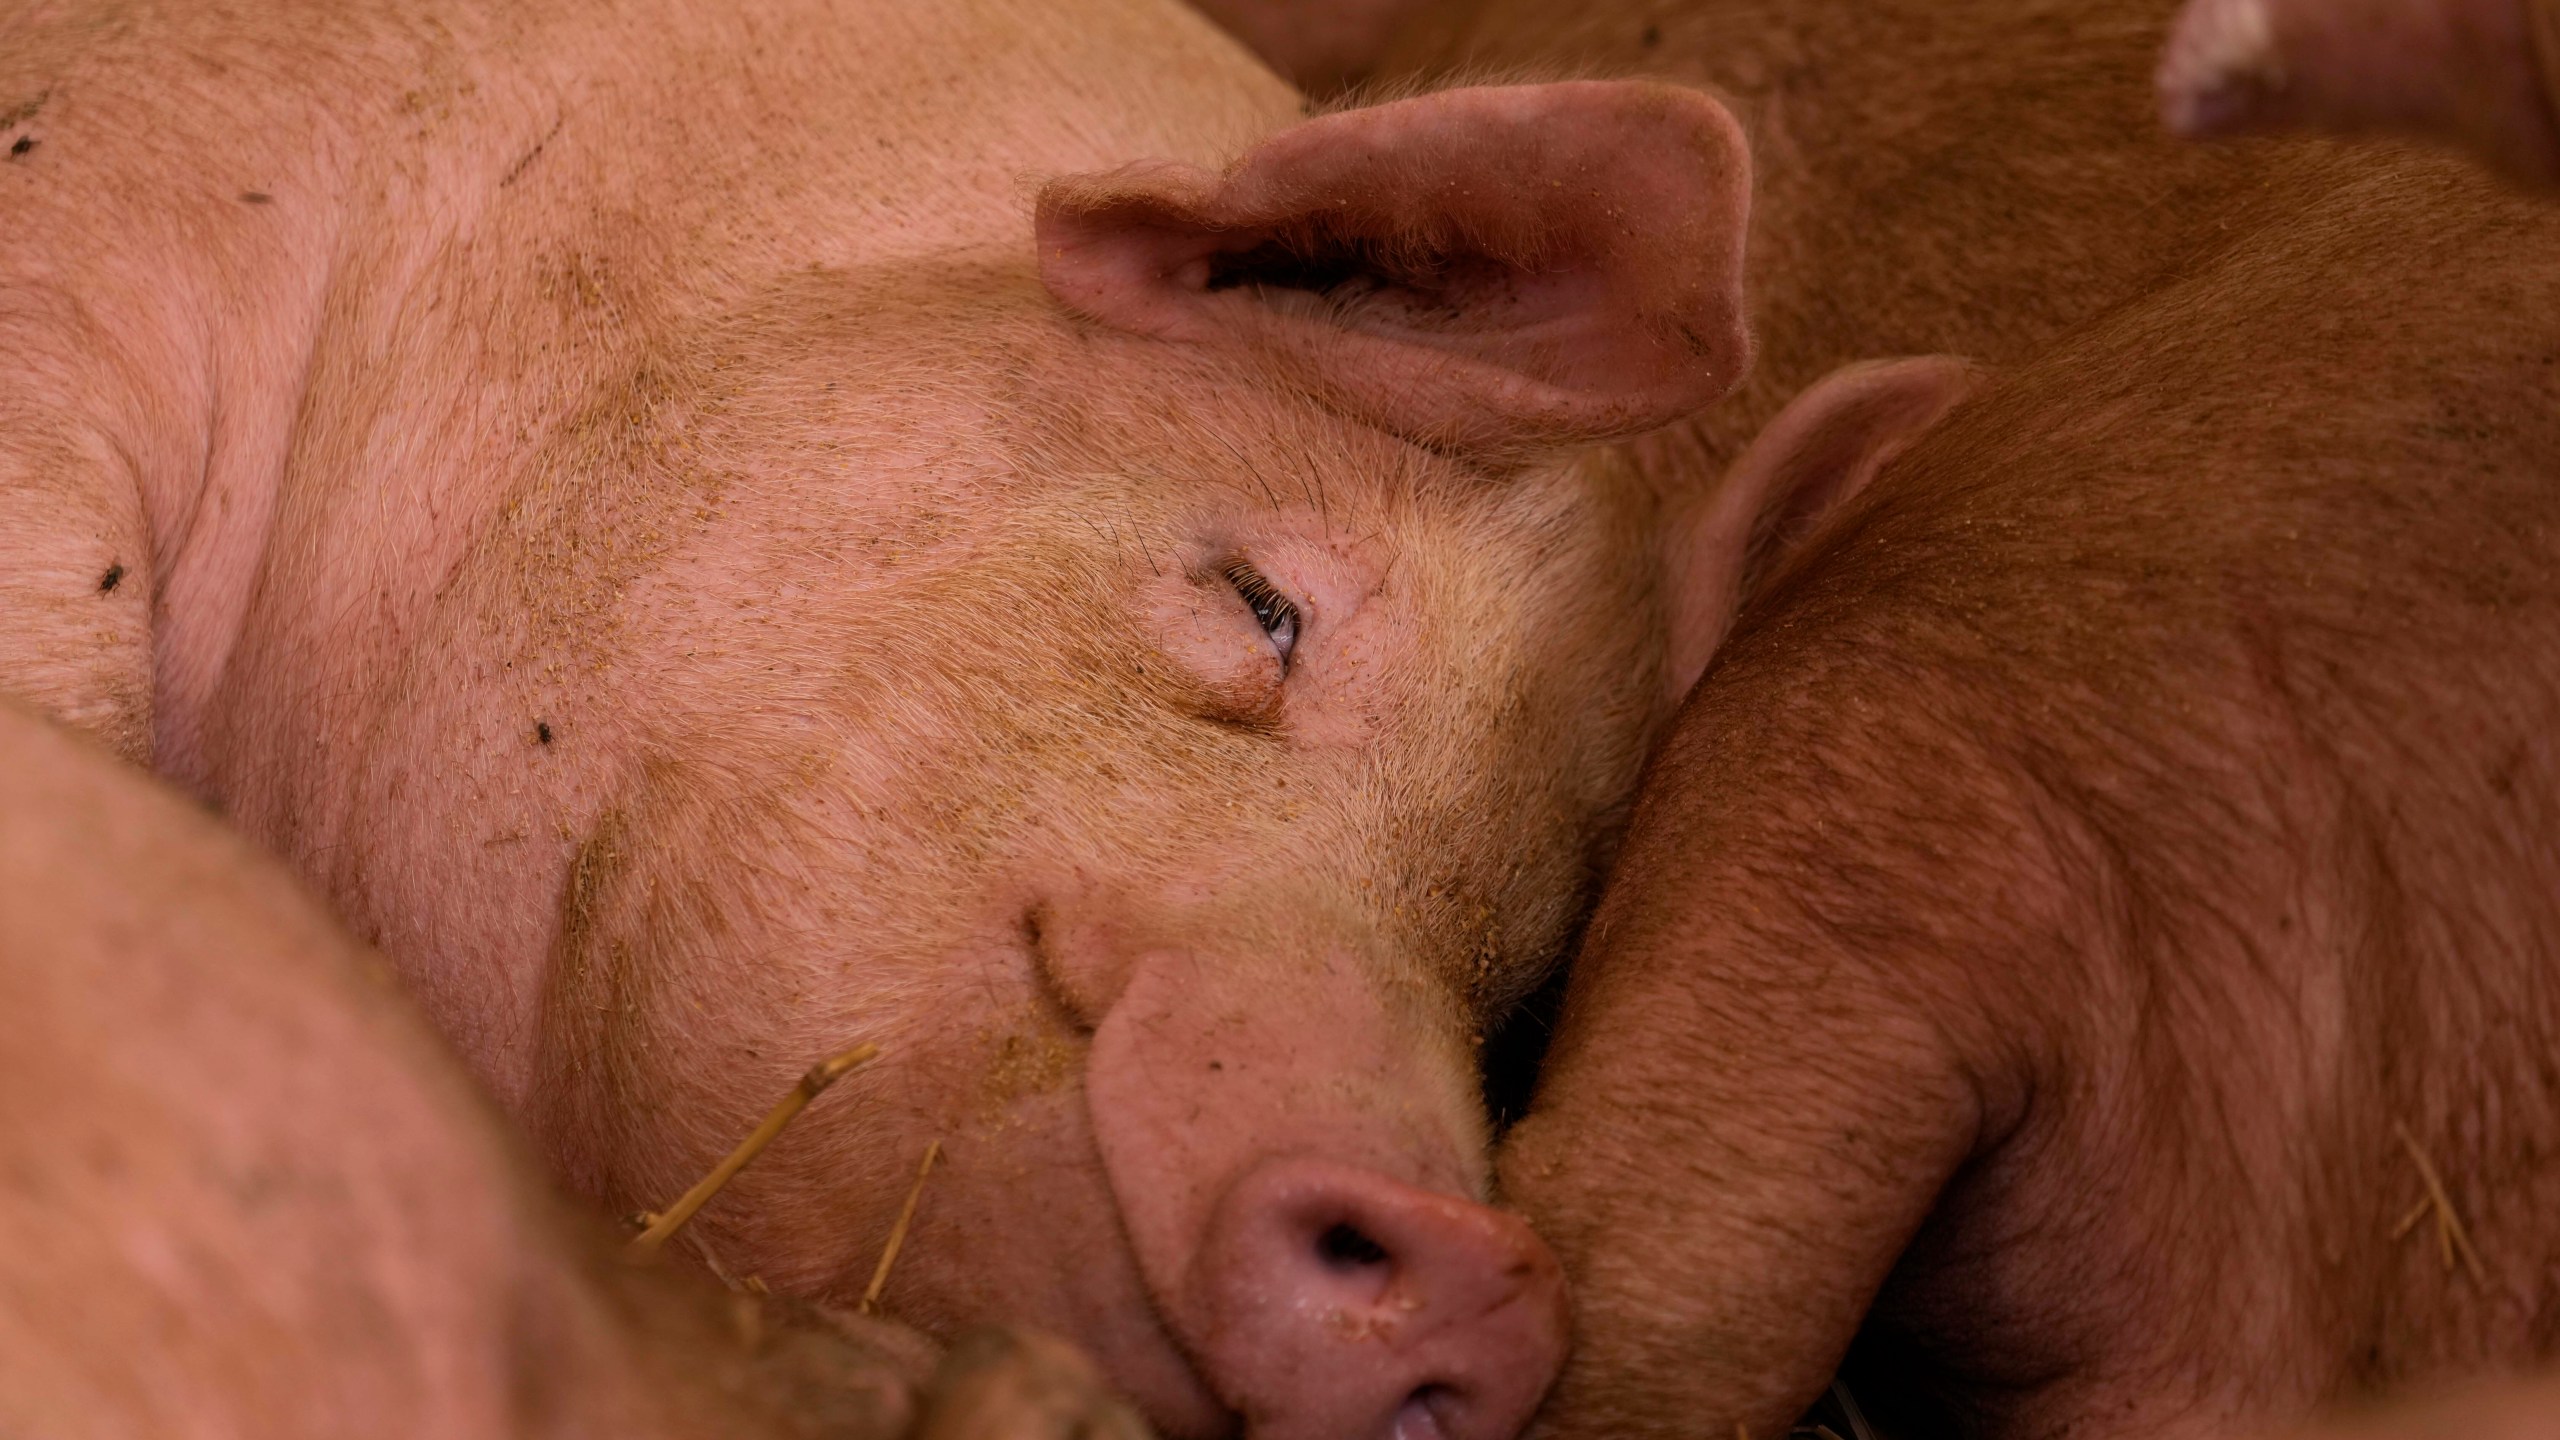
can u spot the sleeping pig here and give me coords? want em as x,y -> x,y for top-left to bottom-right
0,2 -> 1828,1436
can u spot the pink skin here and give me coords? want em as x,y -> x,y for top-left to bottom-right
0,3 -> 1800,1434
0,695 -> 944,1440
1084,950 -> 1567,1440
1037,81 -> 1753,454
2160,0 -> 2560,186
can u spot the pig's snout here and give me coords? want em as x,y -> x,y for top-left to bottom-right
1191,1157 -> 1568,1440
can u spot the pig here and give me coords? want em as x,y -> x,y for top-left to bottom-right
2160,0 -> 2560,189
0,691 -> 1122,1439
0,0 -> 1842,1434
1484,101 -> 2560,1440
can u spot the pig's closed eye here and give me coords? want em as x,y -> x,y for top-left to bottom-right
1223,559 -> 1300,670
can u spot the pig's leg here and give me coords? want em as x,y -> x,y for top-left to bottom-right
0,697 -> 1136,1439
2160,0 -> 2560,187
1495,674 -> 2033,1440
1183,0 -> 1443,91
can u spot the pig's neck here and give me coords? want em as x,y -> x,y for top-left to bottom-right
130,0 -> 1293,1102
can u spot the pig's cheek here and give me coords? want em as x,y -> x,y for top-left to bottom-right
1285,606 -> 1411,749
868,1034 -> 1227,1433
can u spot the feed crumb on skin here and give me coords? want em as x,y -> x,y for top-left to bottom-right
973,1026 -> 1079,1123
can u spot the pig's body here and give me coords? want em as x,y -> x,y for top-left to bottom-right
0,694 -> 956,1440
1301,2 -> 2560,1434
1,2 -> 1797,1435
1503,150 -> 2560,1439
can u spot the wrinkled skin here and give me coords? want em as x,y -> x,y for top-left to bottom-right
0,2 -> 1810,1435
0,694 -> 1018,1440
2161,0 -> 2560,188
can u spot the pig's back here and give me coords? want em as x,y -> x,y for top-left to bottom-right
1690,150 -> 2560,1396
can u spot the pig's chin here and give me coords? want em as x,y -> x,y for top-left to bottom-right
947,1206 -> 1236,1440
1069,1288 -> 1236,1440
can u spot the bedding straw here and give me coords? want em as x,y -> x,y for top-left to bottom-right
627,1042 -> 879,1259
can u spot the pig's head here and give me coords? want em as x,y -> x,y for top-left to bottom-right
508,81 -> 1784,1440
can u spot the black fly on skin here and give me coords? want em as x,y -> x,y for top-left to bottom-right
1223,559 -> 1300,670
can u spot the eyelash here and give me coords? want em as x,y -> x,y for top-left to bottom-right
1223,559 -> 1302,669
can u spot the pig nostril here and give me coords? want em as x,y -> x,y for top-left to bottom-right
1393,1385 -> 1457,1440
1316,1220 -> 1390,1271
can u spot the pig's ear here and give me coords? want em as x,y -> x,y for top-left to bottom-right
1665,356 -> 1982,695
1037,82 -> 1752,457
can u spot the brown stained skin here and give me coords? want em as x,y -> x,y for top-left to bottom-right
1551,98 -> 2560,1440
0,694 -> 952,1440
2271,1373 -> 2560,1440
1186,0 -> 1444,93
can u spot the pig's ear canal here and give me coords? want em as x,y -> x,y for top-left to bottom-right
1664,356 -> 1983,695
1037,81 -> 1754,457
